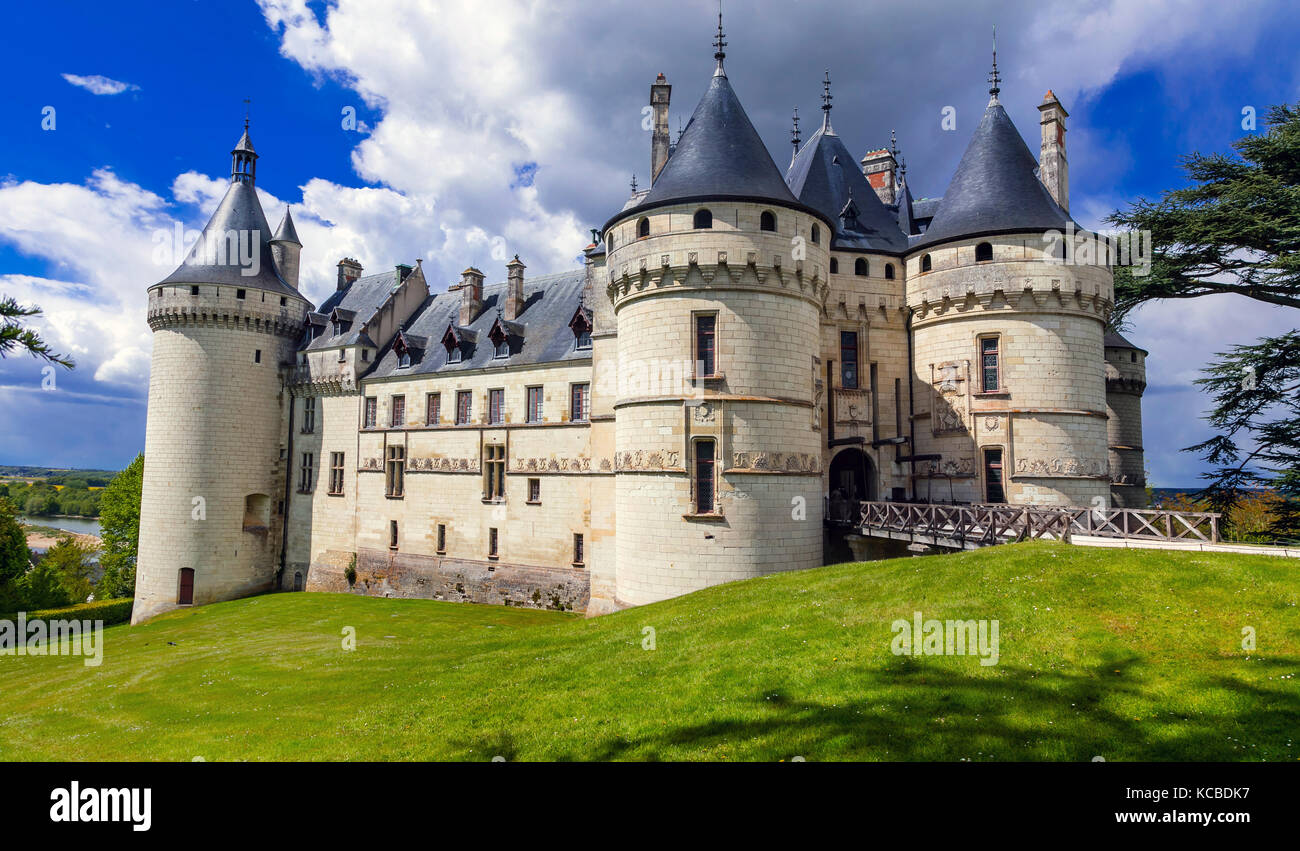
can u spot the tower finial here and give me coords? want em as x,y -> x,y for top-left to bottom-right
244,96 -> 250,130
988,25 -> 1001,101
630,173 -> 638,193
820,70 -> 834,134
713,0 -> 727,76
791,107 -> 801,160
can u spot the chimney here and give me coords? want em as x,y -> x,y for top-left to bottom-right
860,148 -> 897,206
650,73 -> 671,183
505,255 -> 526,321
1038,90 -> 1069,212
451,266 -> 484,326
336,257 -> 363,291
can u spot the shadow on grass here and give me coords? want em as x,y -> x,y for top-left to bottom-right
524,655 -> 1300,762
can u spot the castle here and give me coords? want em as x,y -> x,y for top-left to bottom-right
131,27 -> 1147,623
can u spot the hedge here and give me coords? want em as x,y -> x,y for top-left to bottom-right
1,598 -> 134,625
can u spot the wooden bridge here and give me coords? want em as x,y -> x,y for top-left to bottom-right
842,501 -> 1221,551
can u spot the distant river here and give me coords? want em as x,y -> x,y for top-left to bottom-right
19,515 -> 102,537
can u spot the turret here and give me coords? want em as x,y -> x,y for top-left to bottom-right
1105,332 -> 1148,507
134,120 -> 313,623
270,206 -> 301,290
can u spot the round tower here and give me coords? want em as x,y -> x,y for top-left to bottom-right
602,30 -> 832,606
904,75 -> 1112,508
1104,332 -> 1148,507
133,123 -> 313,623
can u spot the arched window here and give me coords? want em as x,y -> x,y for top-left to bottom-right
884,263 -> 895,280
921,254 -> 932,272
637,217 -> 650,238
606,233 -> 613,253
760,210 -> 776,232
975,242 -> 993,262
811,224 -> 820,245
854,258 -> 868,277
829,258 -> 839,274
693,209 -> 713,229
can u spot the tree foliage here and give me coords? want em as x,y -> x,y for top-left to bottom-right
1107,103 -> 1300,537
97,454 -> 143,599
0,297 -> 73,367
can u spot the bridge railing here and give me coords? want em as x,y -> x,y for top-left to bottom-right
855,502 -> 1221,544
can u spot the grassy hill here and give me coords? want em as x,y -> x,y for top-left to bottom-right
1,542 -> 1296,761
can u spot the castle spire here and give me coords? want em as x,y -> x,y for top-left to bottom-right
790,107 -> 801,166
713,1 -> 727,76
988,25 -> 1001,104
820,70 -> 834,135
231,109 -> 258,185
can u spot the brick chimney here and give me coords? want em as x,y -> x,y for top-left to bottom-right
451,267 -> 484,326
336,257 -> 363,291
860,148 -> 897,206
1038,90 -> 1069,213
505,255 -> 526,321
650,73 -> 671,183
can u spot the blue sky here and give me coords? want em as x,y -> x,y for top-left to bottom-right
1,0 -> 1297,485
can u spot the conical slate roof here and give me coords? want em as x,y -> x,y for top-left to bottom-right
272,206 -> 301,246
620,72 -> 803,219
154,178 -> 300,297
786,125 -> 909,253
913,100 -> 1073,249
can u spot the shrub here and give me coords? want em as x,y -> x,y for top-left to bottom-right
3,597 -> 134,626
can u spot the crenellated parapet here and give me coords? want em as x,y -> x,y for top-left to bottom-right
147,285 -> 308,339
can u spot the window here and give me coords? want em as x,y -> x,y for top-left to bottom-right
236,289 -> 246,300
840,331 -> 859,389
390,395 -> 405,428
177,568 -> 194,605
884,263 -> 895,280
280,297 -> 287,306
760,210 -> 776,232
984,448 -> 1006,503
293,572 -> 303,591
488,388 -> 505,424
830,258 -> 839,274
494,338 -> 510,359
329,452 -> 345,495
398,350 -> 411,368
921,254 -> 932,272
575,328 -> 592,350
695,314 -> 717,377
338,348 -> 346,363
638,217 -> 650,238
242,493 -> 270,531
299,452 -> 315,493
693,208 -> 713,229
448,346 -> 462,363
528,478 -> 541,503
855,258 -> 868,276
1130,351 -> 1137,363
573,533 -> 585,566
436,523 -> 447,554
975,242 -> 993,262
456,390 -> 473,425
190,285 -> 199,296
570,383 -> 590,422
526,386 -> 544,423
694,440 -> 716,514
254,349 -> 262,364
363,397 -> 377,428
389,520 -> 399,550
426,393 -> 441,426
302,396 -> 316,433
980,336 -> 1001,392
484,445 -> 505,500
811,224 -> 820,245
385,445 -> 405,498
488,527 -> 499,559
362,349 -> 369,362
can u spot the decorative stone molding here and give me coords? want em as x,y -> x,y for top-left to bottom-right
405,456 -> 481,473
1013,456 -> 1108,478
615,449 -> 683,472
729,451 -> 821,474
917,457 -> 975,478
510,456 -> 596,474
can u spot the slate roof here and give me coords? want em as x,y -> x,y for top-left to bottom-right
303,267 -> 409,351
613,70 -> 808,225
367,268 -> 591,379
1104,331 -> 1147,353
786,125 -> 909,253
911,196 -> 942,224
272,206 -> 301,245
153,179 -> 302,298
912,99 -> 1075,249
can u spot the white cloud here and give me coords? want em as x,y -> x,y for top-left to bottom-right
60,73 -> 139,96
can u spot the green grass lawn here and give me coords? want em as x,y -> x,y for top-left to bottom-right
1,541 -> 1296,761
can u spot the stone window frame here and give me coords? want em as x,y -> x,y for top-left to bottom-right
527,478 -> 541,504
839,328 -> 861,390
525,385 -> 544,423
363,396 -> 377,429
390,394 -> 405,428
301,395 -> 316,434
830,257 -> 839,275
436,523 -> 447,555
693,208 -> 713,230
975,241 -> 994,263
884,262 -> 895,280
810,223 -> 821,245
488,388 -> 505,425
854,257 -> 869,277
572,532 -> 585,568
920,253 -> 932,273
637,217 -> 650,239
385,444 -> 405,499
692,310 -> 720,379
389,520 -> 399,551
569,382 -> 590,423
982,445 -> 1007,504
689,437 -> 719,516
976,333 -> 1006,395
759,210 -> 777,232
328,452 -> 345,496
425,392 -> 441,426
455,390 -> 473,425
298,452 -> 315,494
483,444 -> 506,502
488,526 -> 500,561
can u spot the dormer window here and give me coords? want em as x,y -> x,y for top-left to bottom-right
448,347 -> 462,363
576,329 -> 592,350
568,303 -> 594,352
398,351 -> 411,368
487,314 -> 519,360
494,339 -> 509,359
441,323 -> 474,365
